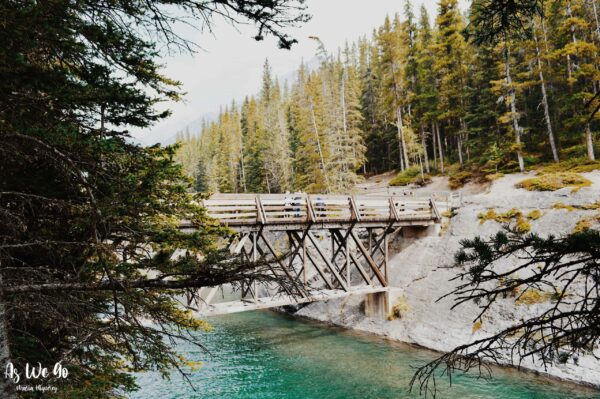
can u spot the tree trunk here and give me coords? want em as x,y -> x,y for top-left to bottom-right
431,121 -> 438,171
566,1 -> 596,160
533,21 -> 559,163
397,106 -> 410,170
398,140 -> 405,171
309,98 -> 331,192
435,121 -> 445,174
0,274 -> 15,399
239,143 -> 247,193
592,0 -> 600,38
420,124 -> 430,173
457,135 -> 464,166
418,152 -> 425,182
586,123 -> 596,160
504,39 -> 525,172
458,117 -> 468,167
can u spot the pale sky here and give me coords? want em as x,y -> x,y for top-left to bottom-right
132,0 -> 465,146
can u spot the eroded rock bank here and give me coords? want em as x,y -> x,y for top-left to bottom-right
291,172 -> 600,388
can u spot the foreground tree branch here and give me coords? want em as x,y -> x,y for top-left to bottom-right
0,1 -> 309,396
411,228 -> 600,397
0,255 -> 303,295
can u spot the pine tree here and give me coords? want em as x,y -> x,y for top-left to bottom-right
434,0 -> 472,167
291,69 -> 332,192
547,0 -> 599,159
259,62 -> 292,192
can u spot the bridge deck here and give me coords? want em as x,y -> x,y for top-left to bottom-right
200,193 -> 441,230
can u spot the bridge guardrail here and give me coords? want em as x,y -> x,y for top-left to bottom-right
202,194 -> 439,226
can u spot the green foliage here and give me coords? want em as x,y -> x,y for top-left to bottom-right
176,0 -> 600,190
469,0 -> 544,45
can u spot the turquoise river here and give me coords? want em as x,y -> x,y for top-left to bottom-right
130,311 -> 599,399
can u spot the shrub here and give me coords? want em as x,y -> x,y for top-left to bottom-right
449,170 -> 473,189
389,166 -> 431,187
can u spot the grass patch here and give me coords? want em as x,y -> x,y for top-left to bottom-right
515,217 -> 531,234
516,288 -> 569,305
552,200 -> 600,211
516,289 -> 545,305
573,219 -> 592,233
485,172 -> 504,181
387,296 -> 410,321
477,208 -> 531,233
389,166 -> 431,187
516,172 -> 591,192
553,202 -> 576,211
441,210 -> 456,218
536,157 -> 600,174
526,209 -> 543,220
472,320 -> 483,334
580,200 -> 600,210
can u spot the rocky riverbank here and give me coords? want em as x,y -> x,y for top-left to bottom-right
290,172 -> 600,388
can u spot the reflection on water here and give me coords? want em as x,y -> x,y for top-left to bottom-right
130,311 -> 599,399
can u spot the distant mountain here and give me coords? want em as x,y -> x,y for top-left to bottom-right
171,111 -> 220,143
280,55 -> 321,85
172,56 -> 321,140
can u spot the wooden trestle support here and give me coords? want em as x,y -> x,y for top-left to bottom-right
186,193 -> 441,315
233,226 -> 393,302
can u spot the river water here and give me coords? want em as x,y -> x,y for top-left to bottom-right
130,311 -> 598,399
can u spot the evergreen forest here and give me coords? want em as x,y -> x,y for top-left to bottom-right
176,0 -> 600,193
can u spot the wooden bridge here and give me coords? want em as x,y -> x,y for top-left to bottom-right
185,194 -> 444,317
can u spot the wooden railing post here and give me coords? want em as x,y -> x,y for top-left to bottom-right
430,197 -> 441,222
388,197 -> 400,221
306,195 -> 316,223
349,196 -> 361,222
255,195 -> 266,224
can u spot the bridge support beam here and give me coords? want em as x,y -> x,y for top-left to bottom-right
364,290 -> 390,319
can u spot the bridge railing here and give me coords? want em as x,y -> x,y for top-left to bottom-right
202,194 -> 440,226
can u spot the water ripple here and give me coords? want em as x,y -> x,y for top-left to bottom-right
130,311 -> 600,399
